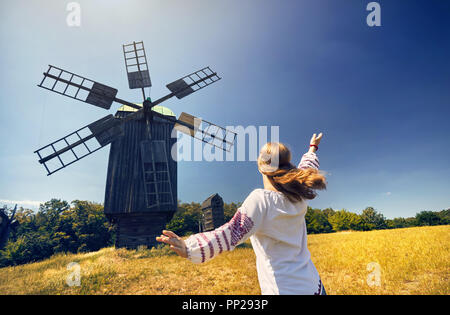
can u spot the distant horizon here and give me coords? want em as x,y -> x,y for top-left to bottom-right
1,196 -> 448,220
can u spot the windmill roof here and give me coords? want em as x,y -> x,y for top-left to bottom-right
117,103 -> 175,117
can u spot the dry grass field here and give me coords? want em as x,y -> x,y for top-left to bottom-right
0,225 -> 448,295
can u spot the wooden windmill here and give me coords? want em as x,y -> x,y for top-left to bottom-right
0,204 -> 17,250
34,41 -> 236,248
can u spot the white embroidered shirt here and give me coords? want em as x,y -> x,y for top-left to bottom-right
184,151 -> 324,295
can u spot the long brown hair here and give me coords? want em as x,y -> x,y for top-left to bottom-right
257,142 -> 326,202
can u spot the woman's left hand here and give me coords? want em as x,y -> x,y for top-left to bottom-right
310,133 -> 323,146
156,230 -> 188,258
309,133 -> 323,153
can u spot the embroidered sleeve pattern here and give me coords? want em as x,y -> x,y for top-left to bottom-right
185,208 -> 255,264
229,209 -> 255,247
184,190 -> 264,264
298,151 -> 320,170
313,279 -> 323,295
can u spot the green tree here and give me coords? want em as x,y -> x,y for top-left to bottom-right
415,211 -> 441,226
322,208 -> 335,218
166,202 -> 203,236
0,233 -> 53,266
436,209 -> 450,225
70,200 -> 113,252
37,199 -> 70,233
305,208 -> 332,234
0,199 -> 113,267
386,217 -> 408,229
361,207 -> 387,230
223,202 -> 240,222
328,209 -> 365,231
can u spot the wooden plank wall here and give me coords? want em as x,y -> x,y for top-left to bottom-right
104,112 -> 177,215
115,212 -> 173,248
203,208 -> 225,231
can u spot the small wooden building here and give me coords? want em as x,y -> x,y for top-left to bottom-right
200,193 -> 225,232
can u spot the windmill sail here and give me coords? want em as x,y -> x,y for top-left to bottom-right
38,65 -> 118,110
123,41 -> 152,89
174,112 -> 236,152
35,115 -> 124,175
166,67 -> 221,99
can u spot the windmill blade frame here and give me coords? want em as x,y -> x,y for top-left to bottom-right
38,65 -> 142,111
38,65 -> 119,110
123,41 -> 152,94
149,110 -> 237,152
171,112 -> 237,152
35,114 -> 128,175
166,67 -> 221,99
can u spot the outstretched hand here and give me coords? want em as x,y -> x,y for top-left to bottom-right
310,133 -> 323,146
309,133 -> 323,152
156,230 -> 188,258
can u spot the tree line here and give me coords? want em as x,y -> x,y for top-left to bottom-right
305,207 -> 449,234
0,198 -> 448,267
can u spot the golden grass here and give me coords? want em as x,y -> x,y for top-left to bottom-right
0,225 -> 448,295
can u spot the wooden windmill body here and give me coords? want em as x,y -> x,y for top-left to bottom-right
34,41 -> 236,248
104,105 -> 178,248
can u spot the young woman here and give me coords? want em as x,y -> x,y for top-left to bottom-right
157,133 -> 327,295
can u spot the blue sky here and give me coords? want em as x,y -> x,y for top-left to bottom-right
0,0 -> 449,218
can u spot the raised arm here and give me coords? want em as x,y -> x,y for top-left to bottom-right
298,133 -> 322,170
156,190 -> 266,264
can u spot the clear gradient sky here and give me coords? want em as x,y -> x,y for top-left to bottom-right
0,0 -> 449,219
